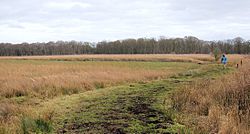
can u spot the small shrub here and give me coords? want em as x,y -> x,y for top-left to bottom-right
213,48 -> 222,61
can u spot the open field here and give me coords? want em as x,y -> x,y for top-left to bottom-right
0,54 -> 248,133
0,54 -> 246,63
0,54 -> 244,99
0,60 -> 197,98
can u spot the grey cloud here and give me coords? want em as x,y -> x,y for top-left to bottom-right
0,0 -> 250,43
7,24 -> 25,29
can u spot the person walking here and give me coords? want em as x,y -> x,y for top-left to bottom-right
221,54 -> 228,69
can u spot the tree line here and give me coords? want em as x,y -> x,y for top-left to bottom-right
0,36 -> 249,56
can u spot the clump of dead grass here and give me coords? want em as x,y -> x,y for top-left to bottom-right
0,102 -> 22,133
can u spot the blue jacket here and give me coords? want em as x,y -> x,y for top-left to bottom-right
221,57 -> 227,64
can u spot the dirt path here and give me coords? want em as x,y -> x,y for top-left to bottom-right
58,82 -> 175,133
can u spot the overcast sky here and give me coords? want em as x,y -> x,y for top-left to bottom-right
0,0 -> 249,43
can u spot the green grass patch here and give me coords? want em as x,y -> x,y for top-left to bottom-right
21,117 -> 52,134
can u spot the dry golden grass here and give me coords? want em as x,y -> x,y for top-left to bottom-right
0,102 -> 21,134
1,54 -> 246,67
0,101 -> 37,134
3,54 -> 238,99
0,59 -> 196,99
172,56 -> 250,133
0,54 -> 221,63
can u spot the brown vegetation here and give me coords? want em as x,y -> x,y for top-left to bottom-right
0,54 -> 245,63
0,60 -> 183,99
172,56 -> 250,133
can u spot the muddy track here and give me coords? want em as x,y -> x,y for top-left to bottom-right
57,84 -> 175,134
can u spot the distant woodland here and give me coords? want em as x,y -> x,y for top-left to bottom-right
0,36 -> 249,56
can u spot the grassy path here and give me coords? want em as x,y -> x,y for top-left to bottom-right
57,80 -> 178,133
36,64 -> 231,133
